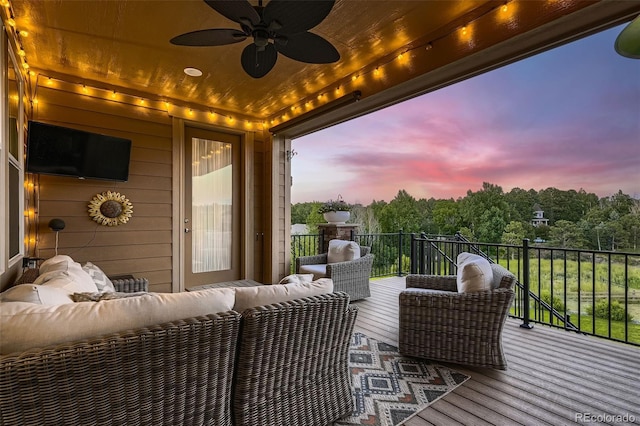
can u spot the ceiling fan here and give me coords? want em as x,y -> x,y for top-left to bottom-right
170,0 -> 340,78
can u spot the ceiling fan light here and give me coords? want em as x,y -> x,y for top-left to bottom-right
184,67 -> 203,77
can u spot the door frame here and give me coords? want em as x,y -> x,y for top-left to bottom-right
172,118 -> 254,292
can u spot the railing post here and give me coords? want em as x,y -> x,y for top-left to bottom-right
419,232 -> 426,275
520,238 -> 534,329
410,233 -> 416,274
317,229 -> 325,255
397,229 -> 403,277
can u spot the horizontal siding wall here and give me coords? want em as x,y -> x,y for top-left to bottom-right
33,86 -> 173,292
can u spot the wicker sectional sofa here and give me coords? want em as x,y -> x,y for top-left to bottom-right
0,256 -> 357,426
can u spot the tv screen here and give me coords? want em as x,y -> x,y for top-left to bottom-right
26,121 -> 132,182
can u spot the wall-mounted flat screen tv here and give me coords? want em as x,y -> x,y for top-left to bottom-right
26,121 -> 132,182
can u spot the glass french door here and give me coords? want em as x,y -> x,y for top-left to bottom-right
184,126 -> 241,288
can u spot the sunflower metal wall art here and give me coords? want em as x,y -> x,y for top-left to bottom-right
88,191 -> 133,226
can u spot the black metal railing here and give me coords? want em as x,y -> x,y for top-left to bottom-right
291,231 -> 640,346
291,230 -> 451,277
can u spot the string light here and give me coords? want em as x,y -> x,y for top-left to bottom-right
17,0 -> 514,133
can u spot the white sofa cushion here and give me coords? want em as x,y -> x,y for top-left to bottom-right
0,287 -> 235,355
327,239 -> 361,264
233,278 -> 334,312
0,284 -> 74,305
278,273 -> 314,285
82,262 -> 116,293
298,264 -> 328,280
456,252 -> 493,293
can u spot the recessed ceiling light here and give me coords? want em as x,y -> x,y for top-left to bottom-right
184,67 -> 203,77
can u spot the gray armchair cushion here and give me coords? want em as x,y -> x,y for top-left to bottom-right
298,264 -> 327,280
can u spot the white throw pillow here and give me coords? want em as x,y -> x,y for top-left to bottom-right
0,284 -> 74,305
233,278 -> 334,312
82,262 -> 116,293
278,273 -> 314,285
38,255 -> 76,274
456,252 -> 493,293
327,240 -> 361,264
0,287 -> 236,355
35,255 -> 99,293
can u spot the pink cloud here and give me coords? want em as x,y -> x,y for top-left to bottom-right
291,27 -> 640,204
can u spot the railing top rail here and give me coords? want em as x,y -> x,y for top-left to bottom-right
412,236 -> 640,257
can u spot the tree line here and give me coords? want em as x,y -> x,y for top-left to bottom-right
292,183 -> 640,252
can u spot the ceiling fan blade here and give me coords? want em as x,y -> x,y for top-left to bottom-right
241,43 -> 278,78
204,0 -> 261,26
263,0 -> 335,34
276,32 -> 339,63
170,29 -> 247,46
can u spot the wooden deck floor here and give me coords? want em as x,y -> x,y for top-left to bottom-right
352,277 -> 640,426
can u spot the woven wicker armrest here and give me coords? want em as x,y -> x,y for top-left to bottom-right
406,274 -> 458,292
233,292 -> 357,426
401,286 -> 514,307
326,253 -> 374,277
295,253 -> 328,269
110,276 -> 149,293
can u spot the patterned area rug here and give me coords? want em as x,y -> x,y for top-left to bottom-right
334,333 -> 470,426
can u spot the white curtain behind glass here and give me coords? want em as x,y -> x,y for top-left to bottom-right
192,138 -> 232,273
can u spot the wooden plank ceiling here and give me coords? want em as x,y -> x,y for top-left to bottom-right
6,0 -> 640,128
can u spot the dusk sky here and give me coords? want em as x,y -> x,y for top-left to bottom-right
291,24 -> 640,205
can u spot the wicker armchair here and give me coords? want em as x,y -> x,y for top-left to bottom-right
296,246 -> 373,301
398,263 -> 516,370
233,292 -> 358,426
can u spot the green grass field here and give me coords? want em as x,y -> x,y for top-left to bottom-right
516,308 -> 640,345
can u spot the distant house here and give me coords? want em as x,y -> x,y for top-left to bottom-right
531,204 -> 549,227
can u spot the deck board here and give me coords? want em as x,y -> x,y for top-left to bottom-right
353,277 -> 640,426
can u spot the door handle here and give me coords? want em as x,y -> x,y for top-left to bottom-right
185,228 -> 190,233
